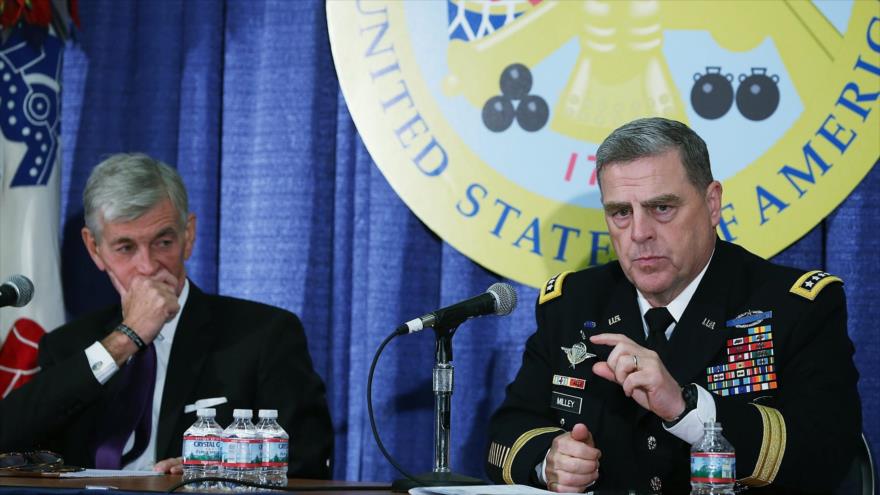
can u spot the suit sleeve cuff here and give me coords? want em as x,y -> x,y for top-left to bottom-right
665,384 -> 716,444
85,341 -> 119,384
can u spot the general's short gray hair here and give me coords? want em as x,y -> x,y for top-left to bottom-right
83,153 -> 188,241
595,117 -> 714,191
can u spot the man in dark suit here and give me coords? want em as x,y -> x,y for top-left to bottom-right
485,118 -> 861,494
4,153 -> 332,477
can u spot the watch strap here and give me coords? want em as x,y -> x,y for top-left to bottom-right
663,383 -> 698,427
115,323 -> 146,350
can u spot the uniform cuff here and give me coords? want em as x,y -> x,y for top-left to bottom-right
536,450 -> 549,484
85,341 -> 119,384
499,427 -> 562,485
665,384 -> 716,444
536,447 -> 597,489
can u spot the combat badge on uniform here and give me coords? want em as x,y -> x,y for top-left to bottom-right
539,271 -> 572,304
790,270 -> 843,300
726,310 -> 773,328
561,342 -> 596,369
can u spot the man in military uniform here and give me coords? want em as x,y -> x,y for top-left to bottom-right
485,118 -> 861,493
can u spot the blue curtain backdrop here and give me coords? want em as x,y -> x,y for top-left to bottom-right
53,0 -> 878,482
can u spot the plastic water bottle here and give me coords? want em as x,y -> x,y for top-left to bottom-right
256,409 -> 289,486
222,409 -> 261,489
182,408 -> 223,490
691,421 -> 736,495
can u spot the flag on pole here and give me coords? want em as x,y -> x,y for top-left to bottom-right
0,29 -> 65,397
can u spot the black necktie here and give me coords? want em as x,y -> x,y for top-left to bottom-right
645,307 -> 674,359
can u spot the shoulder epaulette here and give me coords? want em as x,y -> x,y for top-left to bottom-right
539,271 -> 572,305
789,270 -> 843,300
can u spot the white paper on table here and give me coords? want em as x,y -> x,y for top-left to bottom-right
409,485 -> 593,495
59,469 -> 164,478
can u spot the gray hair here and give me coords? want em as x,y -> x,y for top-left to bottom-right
595,117 -> 714,191
83,153 -> 189,241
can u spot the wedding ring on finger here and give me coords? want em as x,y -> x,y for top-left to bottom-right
631,354 -> 640,370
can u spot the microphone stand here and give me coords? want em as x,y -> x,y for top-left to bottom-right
391,324 -> 485,490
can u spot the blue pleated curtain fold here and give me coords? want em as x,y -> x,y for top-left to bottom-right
57,0 -> 879,482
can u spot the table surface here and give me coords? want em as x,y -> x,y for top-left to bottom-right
0,475 -> 395,494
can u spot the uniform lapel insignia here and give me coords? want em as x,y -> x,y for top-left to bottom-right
702,318 -> 716,329
561,342 -> 596,369
608,314 -> 621,326
580,321 -> 595,340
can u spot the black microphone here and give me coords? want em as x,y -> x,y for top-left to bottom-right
397,282 -> 517,334
0,274 -> 34,309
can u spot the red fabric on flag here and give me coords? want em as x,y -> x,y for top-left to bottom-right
0,27 -> 65,401
0,1 -> 24,28
22,0 -> 52,26
0,318 -> 46,398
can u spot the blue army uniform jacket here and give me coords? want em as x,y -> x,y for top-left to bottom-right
486,239 -> 861,494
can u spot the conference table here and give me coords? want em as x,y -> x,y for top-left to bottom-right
0,475 -> 395,494
0,475 -> 659,494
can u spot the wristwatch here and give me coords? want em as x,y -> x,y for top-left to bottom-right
663,383 -> 698,427
115,323 -> 146,350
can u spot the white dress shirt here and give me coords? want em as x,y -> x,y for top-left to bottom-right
83,279 -> 190,471
635,254 -> 717,445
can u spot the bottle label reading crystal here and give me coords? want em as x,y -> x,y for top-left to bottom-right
261,438 -> 289,467
183,435 -> 222,466
222,438 -> 262,468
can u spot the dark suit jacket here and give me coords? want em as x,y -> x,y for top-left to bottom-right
16,282 -> 333,479
486,240 -> 861,494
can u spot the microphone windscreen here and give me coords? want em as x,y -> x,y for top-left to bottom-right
488,282 -> 517,316
4,274 -> 34,307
